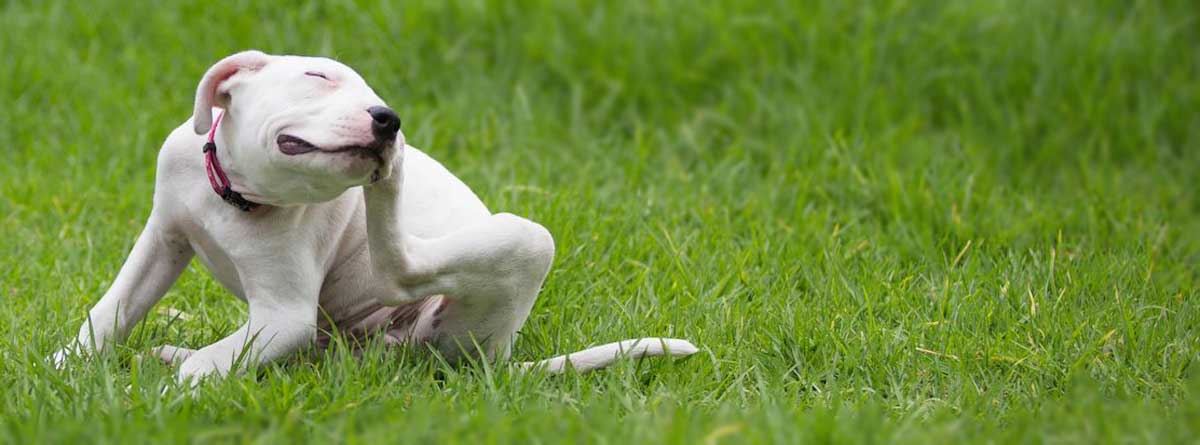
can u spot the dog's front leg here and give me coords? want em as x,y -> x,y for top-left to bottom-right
175,276 -> 319,384
53,218 -> 192,366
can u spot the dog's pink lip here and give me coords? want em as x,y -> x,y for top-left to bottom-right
277,134 -> 319,155
278,134 -> 381,158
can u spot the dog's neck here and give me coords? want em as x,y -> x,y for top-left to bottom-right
204,111 -> 262,212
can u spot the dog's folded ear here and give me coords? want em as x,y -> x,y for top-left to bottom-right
193,50 -> 272,135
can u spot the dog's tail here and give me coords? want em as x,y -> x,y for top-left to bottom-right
517,337 -> 699,373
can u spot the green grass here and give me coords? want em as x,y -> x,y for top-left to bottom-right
2,0 -> 1198,442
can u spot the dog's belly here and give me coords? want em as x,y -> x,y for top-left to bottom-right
314,295 -> 445,349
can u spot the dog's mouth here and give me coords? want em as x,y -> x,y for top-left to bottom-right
277,134 -> 383,161
277,134 -> 320,155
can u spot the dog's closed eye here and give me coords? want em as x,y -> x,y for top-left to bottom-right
304,71 -> 330,80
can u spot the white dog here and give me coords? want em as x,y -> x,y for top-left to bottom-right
52,50 -> 697,383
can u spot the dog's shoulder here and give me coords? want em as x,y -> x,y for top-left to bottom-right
146,120 -> 209,220
156,120 -> 203,172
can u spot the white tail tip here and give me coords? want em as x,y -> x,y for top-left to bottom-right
519,337 -> 699,373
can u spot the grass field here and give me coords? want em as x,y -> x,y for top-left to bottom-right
2,0 -> 1198,443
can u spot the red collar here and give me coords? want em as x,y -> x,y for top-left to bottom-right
202,111 -> 259,211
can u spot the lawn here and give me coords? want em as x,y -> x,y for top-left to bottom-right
1,0 -> 1198,443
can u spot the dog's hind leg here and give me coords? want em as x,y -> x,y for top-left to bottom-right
377,220 -> 698,371
363,172 -> 555,363
376,213 -> 555,364
362,166 -> 697,370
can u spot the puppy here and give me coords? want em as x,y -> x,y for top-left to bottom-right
52,51 -> 696,383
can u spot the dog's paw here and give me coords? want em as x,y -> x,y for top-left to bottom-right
148,345 -> 196,366
155,376 -> 203,399
48,348 -> 72,369
48,344 -> 85,369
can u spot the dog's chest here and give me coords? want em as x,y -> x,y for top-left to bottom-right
181,197 -> 378,316
186,221 -> 252,300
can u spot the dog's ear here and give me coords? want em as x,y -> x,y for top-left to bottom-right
192,50 -> 272,134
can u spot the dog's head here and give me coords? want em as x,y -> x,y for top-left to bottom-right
192,50 -> 402,205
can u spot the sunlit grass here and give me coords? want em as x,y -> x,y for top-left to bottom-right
1,0 -> 1197,442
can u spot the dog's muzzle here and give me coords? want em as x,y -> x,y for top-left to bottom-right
277,106 -> 401,157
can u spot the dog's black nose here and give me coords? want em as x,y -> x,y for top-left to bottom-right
368,106 -> 401,139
